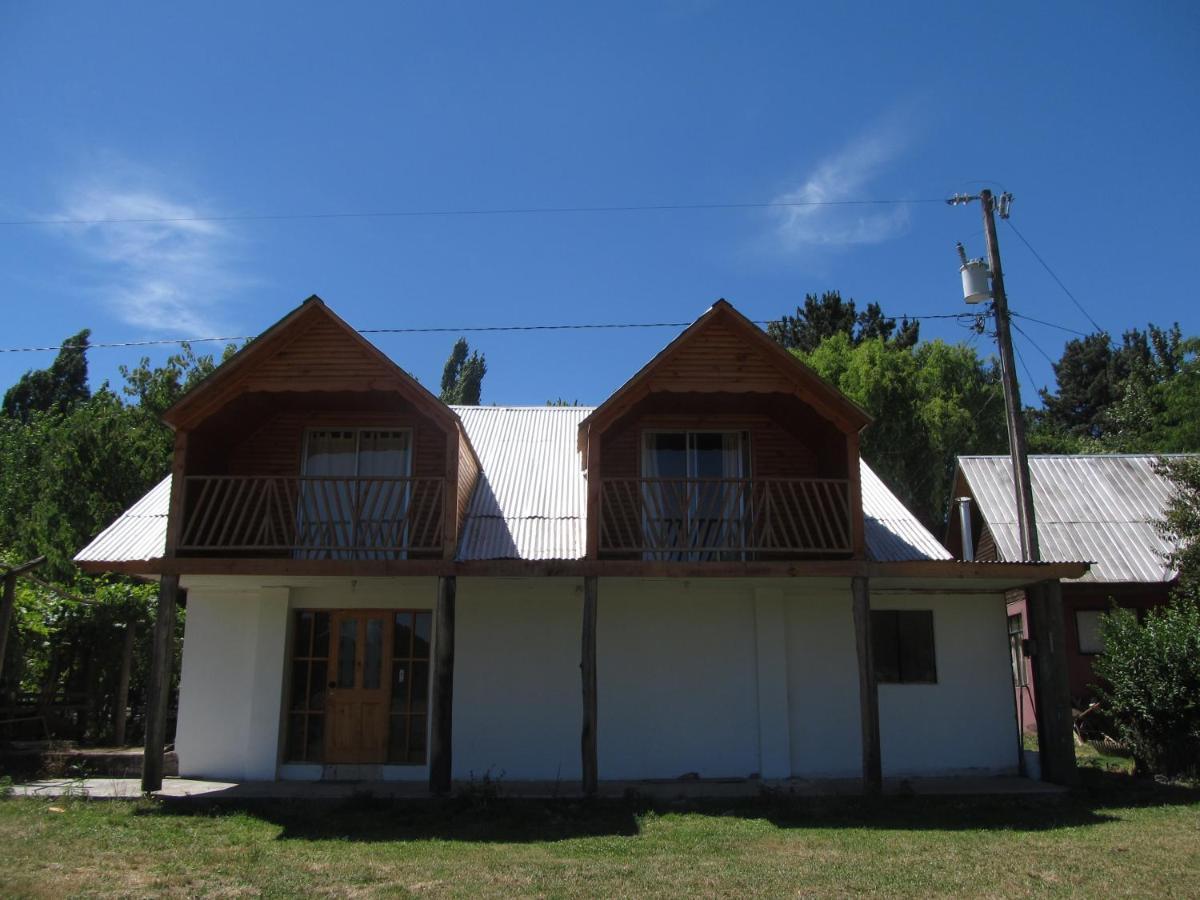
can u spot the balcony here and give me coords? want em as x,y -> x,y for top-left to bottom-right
598,477 -> 853,559
177,475 -> 445,559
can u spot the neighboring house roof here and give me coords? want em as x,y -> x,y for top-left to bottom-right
75,405 -> 951,565
955,454 -> 1191,583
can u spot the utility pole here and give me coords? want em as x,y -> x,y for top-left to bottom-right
950,189 -> 1076,785
980,189 -> 1039,562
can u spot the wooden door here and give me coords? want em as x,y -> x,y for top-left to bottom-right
325,611 -> 392,764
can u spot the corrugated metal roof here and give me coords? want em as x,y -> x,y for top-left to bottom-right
74,476 -> 170,563
957,454 -> 1189,583
861,462 -> 953,562
453,405 -> 948,562
75,408 -> 952,566
453,406 -> 588,560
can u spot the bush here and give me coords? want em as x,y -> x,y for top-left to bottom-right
1092,595 -> 1200,777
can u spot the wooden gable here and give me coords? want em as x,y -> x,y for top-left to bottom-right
578,299 -> 871,454
163,295 -> 458,432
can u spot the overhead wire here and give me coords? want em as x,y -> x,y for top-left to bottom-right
1004,218 -> 1103,333
0,197 -> 950,228
0,311 -> 980,354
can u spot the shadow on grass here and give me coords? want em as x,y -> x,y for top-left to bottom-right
133,770 -> 1200,844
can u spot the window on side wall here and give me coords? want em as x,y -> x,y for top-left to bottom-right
1008,613 -> 1028,687
1075,609 -> 1107,655
872,610 -> 937,684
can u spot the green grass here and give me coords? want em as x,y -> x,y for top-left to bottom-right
2,776 -> 1199,898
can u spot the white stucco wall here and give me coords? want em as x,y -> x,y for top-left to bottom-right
175,588 -> 289,780
598,579 -> 761,780
784,583 -> 865,778
173,575 -> 1019,783
452,578 -> 583,781
874,592 -> 1019,775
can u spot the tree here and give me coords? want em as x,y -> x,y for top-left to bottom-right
2,330 -> 92,421
0,338 -> 233,580
768,291 -> 919,354
1031,323 -> 1197,452
1092,597 -> 1200,777
1157,456 -> 1200,591
797,334 -> 1007,528
438,338 -> 487,405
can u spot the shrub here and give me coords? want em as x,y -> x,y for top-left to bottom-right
1092,595 -> 1200,777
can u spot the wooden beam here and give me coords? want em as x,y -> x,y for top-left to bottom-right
164,432 -> 189,556
443,430 -> 459,560
429,575 -> 456,795
1026,579 -> 1077,785
581,575 -> 598,796
77,555 -> 1091,583
142,574 -> 180,793
851,575 -> 882,795
847,432 -> 865,559
585,430 -> 601,559
0,557 -> 45,684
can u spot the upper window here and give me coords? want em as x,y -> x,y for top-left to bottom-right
872,610 -> 937,684
641,431 -> 750,561
1075,609 -> 1106,655
298,429 -> 414,558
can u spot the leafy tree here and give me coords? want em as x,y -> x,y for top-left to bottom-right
1032,323 -> 1197,452
2,330 -> 92,421
439,338 -> 487,405
0,340 -> 233,580
1157,456 -> 1200,591
797,334 -> 1006,528
1093,598 -> 1200,777
768,291 -> 919,354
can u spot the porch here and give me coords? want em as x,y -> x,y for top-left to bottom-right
11,774 -> 1066,801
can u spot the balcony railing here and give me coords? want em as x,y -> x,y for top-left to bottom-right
598,477 -> 853,559
178,475 -> 444,558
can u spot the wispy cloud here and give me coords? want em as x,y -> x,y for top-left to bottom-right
53,179 -> 247,334
772,118 -> 913,251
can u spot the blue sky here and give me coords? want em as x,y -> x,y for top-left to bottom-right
2,2 -> 1198,406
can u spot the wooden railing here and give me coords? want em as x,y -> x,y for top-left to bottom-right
598,477 -> 853,558
178,475 -> 444,558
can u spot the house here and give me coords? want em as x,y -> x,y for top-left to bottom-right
75,296 -> 1086,792
946,454 -> 1188,734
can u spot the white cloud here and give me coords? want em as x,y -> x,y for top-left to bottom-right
53,183 -> 246,334
772,119 -> 913,250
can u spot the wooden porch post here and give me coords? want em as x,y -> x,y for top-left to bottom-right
851,575 -> 882,795
1026,579 -> 1077,785
581,575 -> 598,796
142,574 -> 179,792
429,574 -> 456,795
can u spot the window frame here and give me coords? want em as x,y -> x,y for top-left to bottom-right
639,428 -> 752,561
871,609 -> 938,685
1074,608 -> 1107,656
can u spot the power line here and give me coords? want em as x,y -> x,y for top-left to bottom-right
1010,311 -> 1089,337
1004,218 -> 1103,333
0,197 -> 949,228
1011,339 -> 1042,395
0,312 -> 979,354
1010,319 -> 1058,366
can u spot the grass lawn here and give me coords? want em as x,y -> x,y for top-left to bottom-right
2,774 -> 1198,898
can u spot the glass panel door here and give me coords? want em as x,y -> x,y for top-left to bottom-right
298,431 -> 357,558
356,430 -> 412,559
642,431 -> 747,560
298,429 -> 412,559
